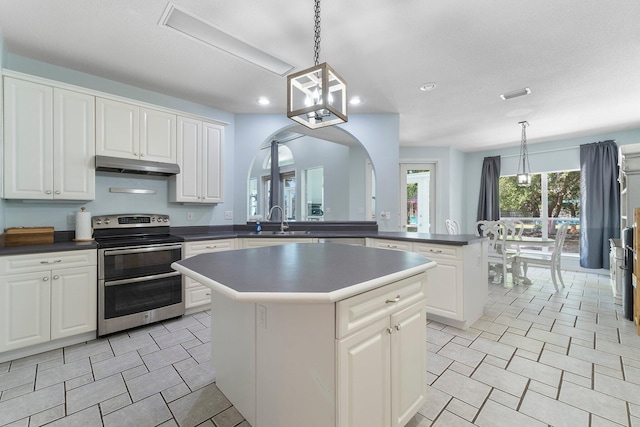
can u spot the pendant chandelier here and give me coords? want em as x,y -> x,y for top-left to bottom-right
516,121 -> 531,186
287,0 -> 347,129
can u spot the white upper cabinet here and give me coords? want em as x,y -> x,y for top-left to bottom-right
3,77 -> 95,200
171,116 -> 224,203
96,98 -> 176,163
140,107 -> 177,163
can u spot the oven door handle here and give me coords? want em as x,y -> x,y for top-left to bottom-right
103,244 -> 183,256
104,271 -> 182,287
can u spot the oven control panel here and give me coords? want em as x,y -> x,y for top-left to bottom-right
92,214 -> 170,229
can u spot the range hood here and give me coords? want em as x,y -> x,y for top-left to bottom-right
95,155 -> 180,176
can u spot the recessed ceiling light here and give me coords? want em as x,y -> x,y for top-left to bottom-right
349,96 -> 362,105
419,83 -> 437,92
500,87 -> 531,100
159,4 -> 295,76
258,97 -> 270,105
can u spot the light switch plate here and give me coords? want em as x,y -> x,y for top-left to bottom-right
224,211 -> 233,220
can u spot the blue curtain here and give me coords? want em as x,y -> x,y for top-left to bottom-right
269,140 -> 282,221
477,156 -> 501,222
579,140 -> 620,269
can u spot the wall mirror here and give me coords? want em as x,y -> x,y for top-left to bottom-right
247,125 -> 376,222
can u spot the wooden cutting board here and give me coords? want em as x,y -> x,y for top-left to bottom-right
5,227 -> 54,246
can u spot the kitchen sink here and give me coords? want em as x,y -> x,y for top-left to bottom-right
271,230 -> 312,235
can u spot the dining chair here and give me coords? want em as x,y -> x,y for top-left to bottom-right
476,220 -> 517,284
503,219 -> 525,237
445,219 -> 460,235
514,222 -> 569,291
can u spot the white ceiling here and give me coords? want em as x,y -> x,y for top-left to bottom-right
0,0 -> 639,151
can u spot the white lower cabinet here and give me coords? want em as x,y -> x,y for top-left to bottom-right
215,271 -> 428,427
413,242 -> 486,329
0,250 -> 97,353
183,239 -> 235,310
337,275 -> 427,427
370,238 -> 487,329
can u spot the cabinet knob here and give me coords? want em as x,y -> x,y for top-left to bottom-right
53,275 -> 59,280
395,324 -> 401,331
387,327 -> 393,334
54,190 -> 61,195
43,277 -> 49,281
385,295 -> 401,304
45,190 -> 52,194
429,249 -> 442,254
133,152 -> 137,156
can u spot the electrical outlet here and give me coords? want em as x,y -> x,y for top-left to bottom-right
224,211 -> 233,220
186,212 -> 194,221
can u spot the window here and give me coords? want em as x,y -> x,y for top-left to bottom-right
499,170 -> 581,254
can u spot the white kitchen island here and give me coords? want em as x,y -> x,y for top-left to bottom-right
172,242 -> 436,427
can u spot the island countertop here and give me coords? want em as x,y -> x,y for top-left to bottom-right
172,242 -> 436,303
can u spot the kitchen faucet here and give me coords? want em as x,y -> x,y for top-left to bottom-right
267,205 -> 288,233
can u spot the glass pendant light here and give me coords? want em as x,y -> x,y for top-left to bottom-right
287,0 -> 347,129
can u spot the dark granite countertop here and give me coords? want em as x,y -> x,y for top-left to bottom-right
0,230 -> 98,256
0,224 -> 484,257
172,242 -> 436,303
172,225 -> 484,246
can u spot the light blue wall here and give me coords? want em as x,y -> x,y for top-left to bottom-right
2,54 -> 236,229
234,114 -> 400,231
462,128 -> 640,234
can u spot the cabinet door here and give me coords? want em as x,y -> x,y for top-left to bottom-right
50,266 -> 97,340
424,258 -> 463,320
3,77 -> 54,199
174,116 -> 202,202
391,302 -> 427,427
53,88 -> 96,200
96,98 -> 139,159
337,316 -> 391,427
140,108 -> 176,163
0,271 -> 51,351
185,282 -> 212,309
201,122 -> 224,203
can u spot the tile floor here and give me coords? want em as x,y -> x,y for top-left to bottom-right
0,266 -> 635,426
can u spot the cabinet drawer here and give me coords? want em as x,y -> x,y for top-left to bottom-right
185,283 -> 212,309
413,243 -> 460,260
371,239 -> 413,252
336,273 -> 427,339
184,239 -> 235,257
0,250 -> 97,275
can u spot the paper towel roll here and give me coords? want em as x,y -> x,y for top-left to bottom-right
75,208 -> 92,241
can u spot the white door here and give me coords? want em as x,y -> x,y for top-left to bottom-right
53,88 -> 95,200
96,98 -> 139,159
202,122 -> 224,203
0,271 -> 51,351
391,302 -> 427,427
3,77 -> 53,199
50,266 -> 97,340
174,116 -> 202,203
140,108 -> 176,163
338,317 -> 391,427
400,163 -> 436,233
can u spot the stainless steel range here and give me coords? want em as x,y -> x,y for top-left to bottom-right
93,214 -> 184,336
